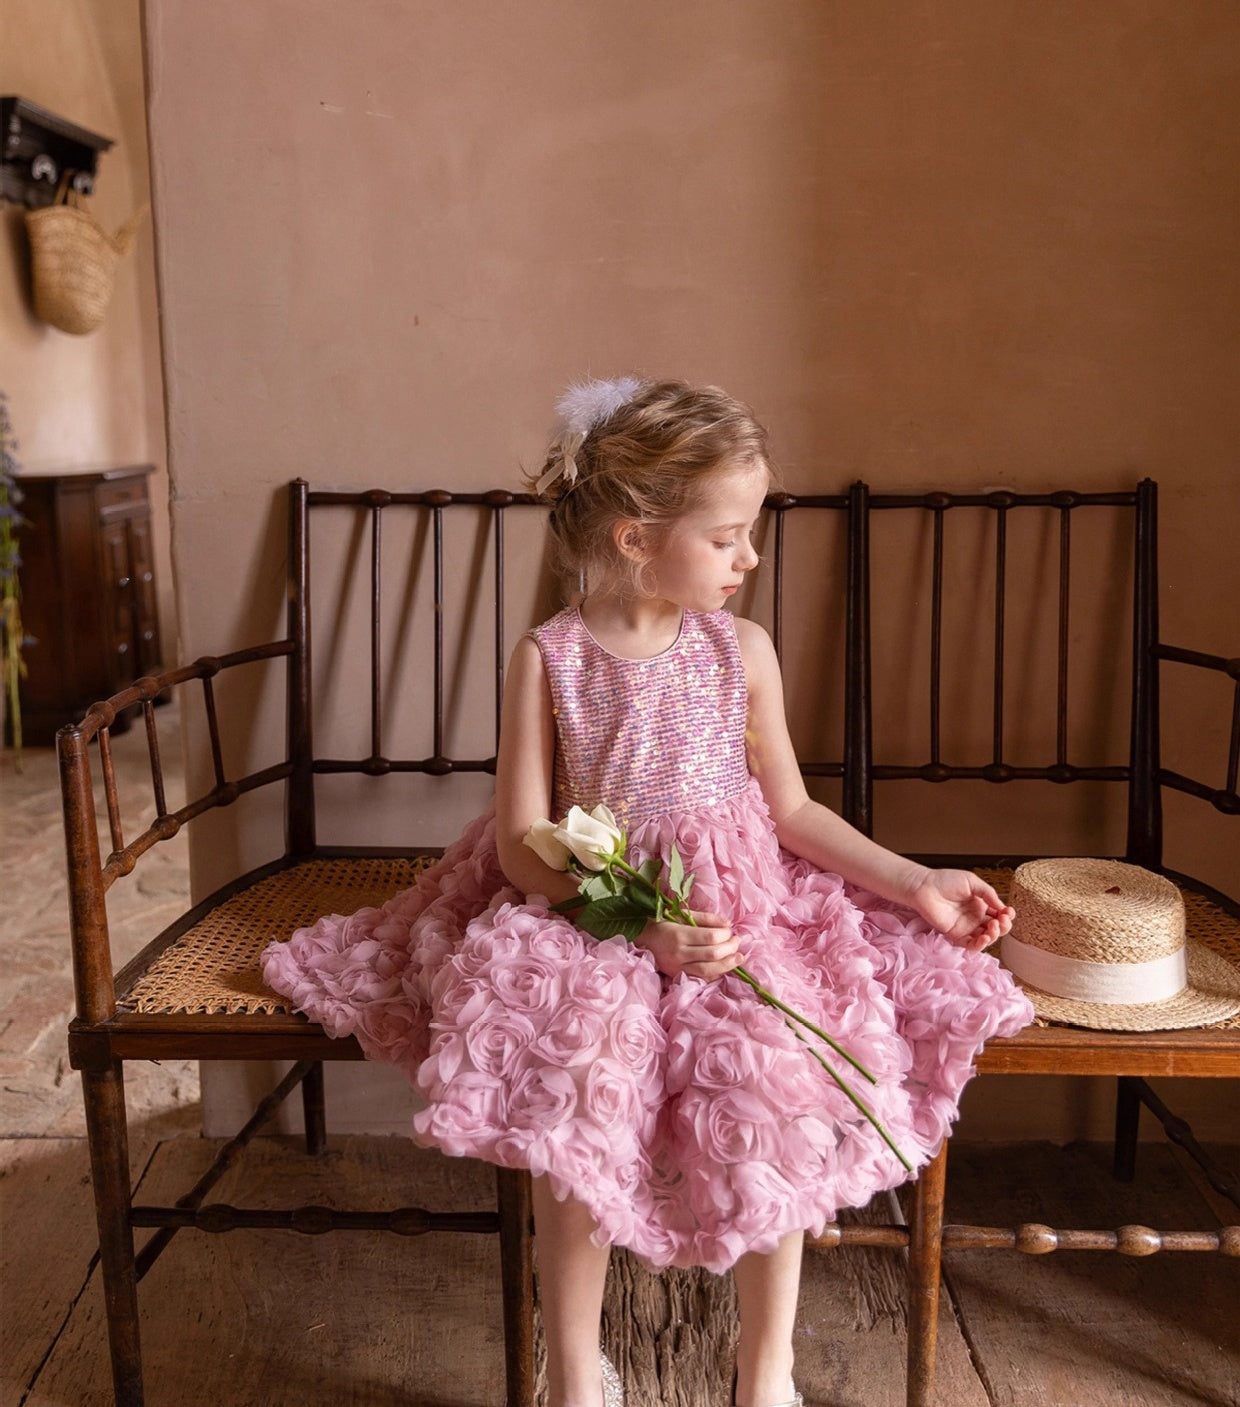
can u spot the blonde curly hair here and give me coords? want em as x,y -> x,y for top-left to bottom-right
530,378 -> 770,598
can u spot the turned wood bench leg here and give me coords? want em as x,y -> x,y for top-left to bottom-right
1113,1075 -> 1142,1182
906,1142 -> 947,1407
497,1166 -> 536,1407
82,1062 -> 145,1406
300,1060 -> 327,1155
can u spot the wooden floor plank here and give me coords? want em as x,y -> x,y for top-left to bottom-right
22,1132 -> 992,1407
941,1141 -> 1240,1407
795,1195 -> 990,1407
23,1135 -> 1239,1406
1,1138 -> 98,1404
28,1136 -> 512,1407
2,1126 -> 193,1400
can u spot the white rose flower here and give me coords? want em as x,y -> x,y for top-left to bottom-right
522,817 -> 571,871
552,804 -> 623,872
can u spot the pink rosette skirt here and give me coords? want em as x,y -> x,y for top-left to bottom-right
261,781 -> 1033,1273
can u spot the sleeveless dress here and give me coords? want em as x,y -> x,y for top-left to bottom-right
262,607 -> 1033,1273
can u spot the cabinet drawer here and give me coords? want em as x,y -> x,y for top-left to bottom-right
96,475 -> 149,511
15,465 -> 161,743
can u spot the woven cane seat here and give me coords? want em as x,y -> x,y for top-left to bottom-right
117,855 -> 1239,1023
976,866 -> 1240,1031
117,855 -> 437,1016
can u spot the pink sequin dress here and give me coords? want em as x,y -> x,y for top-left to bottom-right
262,607 -> 1032,1272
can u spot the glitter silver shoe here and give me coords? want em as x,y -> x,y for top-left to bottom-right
601,1351 -> 625,1407
731,1369 -> 803,1407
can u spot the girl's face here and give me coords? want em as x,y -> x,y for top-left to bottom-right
644,459 -> 769,612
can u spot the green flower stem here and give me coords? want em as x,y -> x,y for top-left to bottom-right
609,853 -> 880,1086
611,855 -> 662,889
573,846 -> 913,1170
791,1024 -> 914,1172
728,967 -> 879,1086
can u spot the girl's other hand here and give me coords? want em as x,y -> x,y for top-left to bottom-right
636,910 -> 742,980
912,869 -> 1015,952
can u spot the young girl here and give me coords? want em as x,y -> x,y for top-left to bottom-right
262,377 -> 1033,1407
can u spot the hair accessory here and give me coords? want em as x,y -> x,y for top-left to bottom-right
535,375 -> 644,495
1000,857 -> 1240,1032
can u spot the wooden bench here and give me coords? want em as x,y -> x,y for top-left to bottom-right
58,478 -> 1239,1406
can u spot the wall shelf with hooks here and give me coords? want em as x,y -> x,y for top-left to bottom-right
0,96 -> 113,208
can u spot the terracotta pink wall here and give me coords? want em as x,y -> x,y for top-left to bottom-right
1,0 -> 172,658
142,2 -> 1239,1137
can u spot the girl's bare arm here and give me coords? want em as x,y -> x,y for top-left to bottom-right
494,636 -> 581,905
736,617 -> 1011,947
737,618 -> 925,897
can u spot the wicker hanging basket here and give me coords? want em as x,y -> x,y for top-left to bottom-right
25,178 -> 148,335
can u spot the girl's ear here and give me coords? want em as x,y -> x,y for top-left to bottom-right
612,519 -> 648,563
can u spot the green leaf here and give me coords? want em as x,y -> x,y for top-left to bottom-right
575,896 -> 648,943
681,872 -> 694,902
668,844 -> 686,898
625,883 -> 660,915
580,874 -> 614,903
550,895 -> 585,913
636,857 -> 663,888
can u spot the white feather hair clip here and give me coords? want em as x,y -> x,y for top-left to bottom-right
535,375 -> 644,495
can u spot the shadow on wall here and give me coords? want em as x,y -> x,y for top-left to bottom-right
181,490 -> 290,896
217,482 -> 1157,865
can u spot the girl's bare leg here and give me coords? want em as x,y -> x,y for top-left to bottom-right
532,1173 -> 612,1407
733,1230 -> 804,1406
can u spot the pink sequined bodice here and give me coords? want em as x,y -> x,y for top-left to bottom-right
531,607 -> 751,826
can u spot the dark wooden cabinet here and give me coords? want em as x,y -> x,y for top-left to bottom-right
16,466 -> 162,744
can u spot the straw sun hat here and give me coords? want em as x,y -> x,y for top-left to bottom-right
1000,857 -> 1240,1032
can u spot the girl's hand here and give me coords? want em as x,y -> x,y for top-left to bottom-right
635,910 -> 742,980
912,869 -> 1014,952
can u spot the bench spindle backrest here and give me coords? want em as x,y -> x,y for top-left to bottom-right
836,481 -> 1158,863
288,481 -> 545,853
285,479 -> 1202,869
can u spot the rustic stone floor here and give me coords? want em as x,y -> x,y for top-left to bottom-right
3,721 -> 1237,1406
